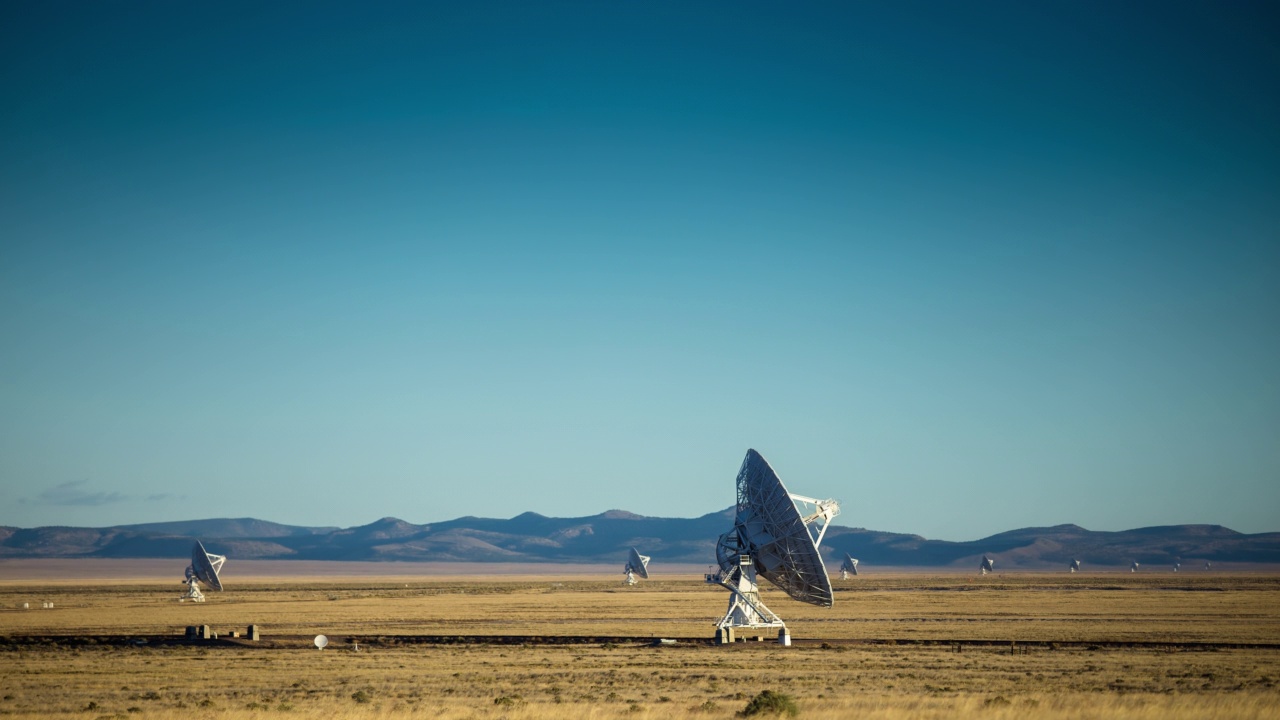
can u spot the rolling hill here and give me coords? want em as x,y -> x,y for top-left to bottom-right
1,511 -> 1277,568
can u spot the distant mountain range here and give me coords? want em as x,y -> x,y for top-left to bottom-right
2,511 -> 1277,568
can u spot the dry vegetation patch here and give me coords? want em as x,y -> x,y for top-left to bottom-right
0,573 -> 1277,717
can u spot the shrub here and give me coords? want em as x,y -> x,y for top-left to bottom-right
738,690 -> 799,717
351,689 -> 372,704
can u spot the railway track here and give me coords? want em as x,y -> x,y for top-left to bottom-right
3,633 -> 1279,651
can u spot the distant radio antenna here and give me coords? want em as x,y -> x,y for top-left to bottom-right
1204,561 -> 1211,570
182,541 -> 225,602
980,555 -> 995,575
840,553 -> 859,579
623,547 -> 650,586
314,635 -> 328,650
1173,562 -> 1180,573
1131,561 -> 1140,573
1069,559 -> 1081,573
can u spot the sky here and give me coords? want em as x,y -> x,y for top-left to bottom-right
1,2 -> 1277,541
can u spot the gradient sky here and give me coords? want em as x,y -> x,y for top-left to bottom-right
2,2 -> 1277,541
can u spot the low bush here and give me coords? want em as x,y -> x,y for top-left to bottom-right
738,689 -> 799,717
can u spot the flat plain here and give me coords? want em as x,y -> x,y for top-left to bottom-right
1,568 -> 1277,718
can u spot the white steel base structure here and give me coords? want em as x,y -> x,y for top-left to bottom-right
183,580 -> 206,602
708,554 -> 790,645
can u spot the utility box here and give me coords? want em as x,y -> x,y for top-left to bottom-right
248,625 -> 260,641
200,625 -> 212,640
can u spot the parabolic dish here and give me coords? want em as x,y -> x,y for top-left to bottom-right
628,547 -> 649,579
841,553 -> 859,575
314,634 -> 328,649
734,449 -> 834,607
191,541 -> 223,592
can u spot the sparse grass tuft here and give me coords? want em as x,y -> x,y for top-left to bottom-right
739,689 -> 799,717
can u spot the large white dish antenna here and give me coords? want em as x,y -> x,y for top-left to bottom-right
706,449 -> 840,645
624,547 -> 650,585
732,449 -> 837,606
1069,559 -> 1081,573
314,634 -> 328,650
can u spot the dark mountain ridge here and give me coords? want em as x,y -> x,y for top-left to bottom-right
1,512 -> 1276,568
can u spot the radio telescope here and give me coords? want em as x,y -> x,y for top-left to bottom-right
182,541 -> 225,602
1131,561 -> 1140,573
980,555 -> 995,575
1205,561 -> 1212,570
624,547 -> 650,586
1173,562 -> 1180,573
1069,559 -> 1081,573
840,553 -> 859,579
705,449 -> 839,646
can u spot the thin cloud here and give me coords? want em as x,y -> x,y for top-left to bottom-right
35,481 -> 130,507
145,493 -> 185,502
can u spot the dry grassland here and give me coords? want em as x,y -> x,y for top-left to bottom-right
1,572 -> 1277,718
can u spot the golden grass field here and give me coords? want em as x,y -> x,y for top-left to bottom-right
1,567 -> 1278,718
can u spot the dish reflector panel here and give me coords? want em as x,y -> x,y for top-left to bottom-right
191,541 -> 224,592
734,449 -> 834,607
841,553 -> 859,575
314,634 -> 328,649
627,547 -> 650,579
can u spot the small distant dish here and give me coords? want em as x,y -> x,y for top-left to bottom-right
1131,561 -> 1140,573
980,555 -> 995,575
182,541 -> 226,602
840,552 -> 859,579
1069,559 -> 1081,573
314,635 -> 328,650
624,547 -> 650,586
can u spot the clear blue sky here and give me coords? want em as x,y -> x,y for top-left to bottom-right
2,2 -> 1277,541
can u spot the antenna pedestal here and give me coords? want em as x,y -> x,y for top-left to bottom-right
708,555 -> 787,644
183,578 -> 206,602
